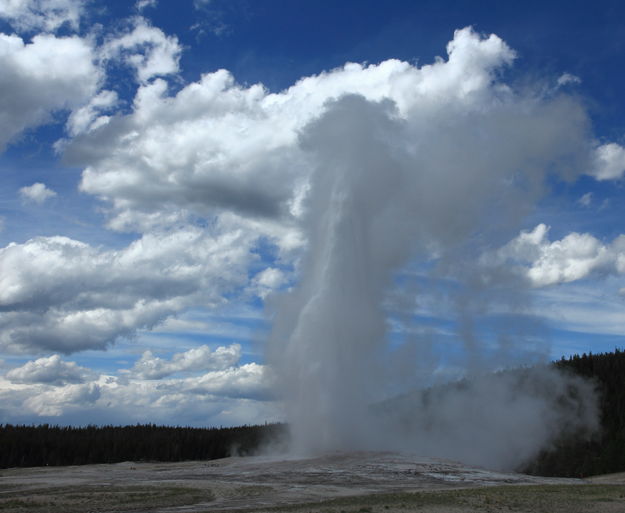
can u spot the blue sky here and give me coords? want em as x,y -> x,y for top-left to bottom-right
0,0 -> 624,428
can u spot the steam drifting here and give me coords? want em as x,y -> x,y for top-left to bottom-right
266,28 -> 598,469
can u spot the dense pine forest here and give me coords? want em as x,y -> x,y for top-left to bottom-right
3,350 -> 625,476
0,422 -> 287,468
522,349 -> 625,477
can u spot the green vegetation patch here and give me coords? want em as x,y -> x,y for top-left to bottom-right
0,484 -> 215,513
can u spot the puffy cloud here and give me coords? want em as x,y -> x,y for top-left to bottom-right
590,143 -> 625,180
0,225 -> 256,353
65,27 -> 522,237
23,382 -> 100,416
19,182 -> 57,203
186,363 -> 270,400
129,343 -> 241,379
250,267 -> 287,299
0,32 -> 100,150
0,11 -> 182,150
491,224 -> 625,287
255,268 -> 285,289
0,0 -> 83,32
66,89 -> 118,137
6,354 -> 96,385
100,17 -> 182,83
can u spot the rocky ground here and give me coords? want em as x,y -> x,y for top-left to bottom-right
1,451 -> 624,512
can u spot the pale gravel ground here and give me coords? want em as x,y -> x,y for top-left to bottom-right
1,451 -> 624,512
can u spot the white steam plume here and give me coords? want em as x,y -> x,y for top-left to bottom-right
267,29 -> 598,469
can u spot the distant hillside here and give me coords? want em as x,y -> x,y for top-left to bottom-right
0,422 -> 288,468
523,349 -> 625,477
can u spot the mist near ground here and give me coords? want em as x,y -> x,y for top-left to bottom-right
265,28 -> 600,470
375,367 -> 598,470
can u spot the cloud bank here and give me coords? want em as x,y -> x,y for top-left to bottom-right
0,348 -> 272,424
0,226 -> 256,353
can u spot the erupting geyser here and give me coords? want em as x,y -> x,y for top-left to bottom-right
266,28 -> 598,470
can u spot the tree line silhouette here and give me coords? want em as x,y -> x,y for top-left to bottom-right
522,348 -> 625,477
0,422 -> 287,468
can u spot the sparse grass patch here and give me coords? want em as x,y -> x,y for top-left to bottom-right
3,482 -> 625,513
0,484 -> 215,513
265,484 -> 625,513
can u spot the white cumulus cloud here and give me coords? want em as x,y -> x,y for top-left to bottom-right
23,382 -> 100,416
0,32 -> 100,150
63,25 -> 591,249
129,343 -> 242,379
100,17 -> 182,83
590,142 -> 625,180
186,362 -> 269,400
250,267 -> 287,299
19,182 -> 57,203
0,225 -> 256,353
66,89 -> 118,137
6,354 -> 96,385
491,224 -> 625,287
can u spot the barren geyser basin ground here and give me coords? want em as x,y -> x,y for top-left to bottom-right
2,452 -> 625,512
